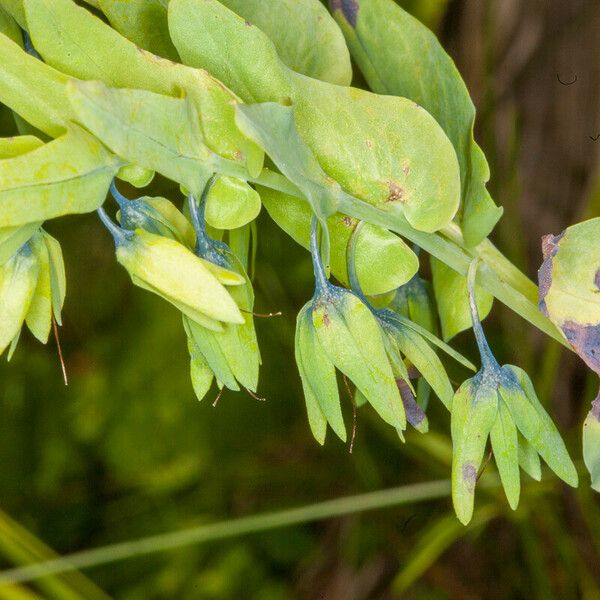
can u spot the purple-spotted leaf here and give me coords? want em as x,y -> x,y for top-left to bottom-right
538,217 -> 600,374
538,218 -> 600,491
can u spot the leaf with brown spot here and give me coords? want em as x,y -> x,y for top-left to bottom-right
330,0 -> 502,245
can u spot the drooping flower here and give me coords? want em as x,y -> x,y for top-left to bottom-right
97,204 -> 244,331
347,224 -> 475,434
451,260 -> 578,525
182,177 -> 261,400
296,218 -> 406,444
0,227 -> 66,359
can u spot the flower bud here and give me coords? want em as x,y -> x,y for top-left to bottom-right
98,207 -> 244,330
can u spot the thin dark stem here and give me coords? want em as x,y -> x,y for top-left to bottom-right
97,207 -> 128,245
310,217 -> 329,293
109,180 -> 129,207
52,317 -> 68,386
189,175 -> 219,257
467,260 -> 497,370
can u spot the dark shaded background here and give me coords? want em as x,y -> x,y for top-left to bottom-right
0,0 -> 599,598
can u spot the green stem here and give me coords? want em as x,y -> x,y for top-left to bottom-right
0,480 -> 455,586
250,169 -> 567,347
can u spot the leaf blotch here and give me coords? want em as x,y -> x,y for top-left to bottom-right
329,0 -> 359,27
386,181 -> 405,203
462,463 -> 477,492
322,313 -> 331,327
397,378 -> 426,427
562,321 -> 600,374
591,393 -> 600,421
595,269 -> 600,290
538,231 -> 565,315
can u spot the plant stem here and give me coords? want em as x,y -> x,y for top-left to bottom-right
250,169 -> 567,347
0,480 -> 458,586
467,259 -> 498,371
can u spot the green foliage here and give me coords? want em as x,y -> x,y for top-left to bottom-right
98,0 -> 179,61
331,0 -> 503,246
219,0 -> 352,86
0,4 -> 597,587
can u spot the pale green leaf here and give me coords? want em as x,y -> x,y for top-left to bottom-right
0,0 -> 26,28
24,0 -> 263,174
169,0 -> 461,233
219,0 -> 351,85
98,0 -> 179,61
0,134 -> 43,158
331,0 -> 502,245
236,102 -> 340,221
0,32 -> 73,137
0,125 -> 121,227
67,81 -> 257,198
169,0 -> 292,104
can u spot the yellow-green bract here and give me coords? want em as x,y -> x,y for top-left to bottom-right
115,229 -> 245,330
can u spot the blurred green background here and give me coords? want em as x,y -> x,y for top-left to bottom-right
1,0 -> 600,598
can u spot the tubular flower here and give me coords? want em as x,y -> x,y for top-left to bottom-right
295,218 -> 406,445
451,260 -> 578,525
183,179 -> 260,400
97,204 -> 244,331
